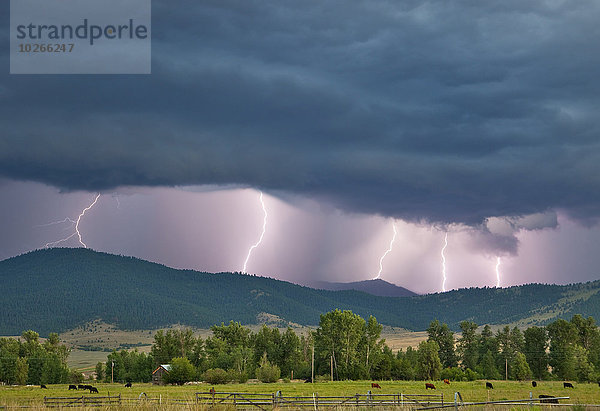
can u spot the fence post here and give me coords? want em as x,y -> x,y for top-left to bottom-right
529,391 -> 532,407
441,392 -> 443,406
454,391 -> 463,411
401,393 -> 403,407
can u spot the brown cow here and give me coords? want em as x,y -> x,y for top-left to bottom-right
443,379 -> 450,385
371,383 -> 381,389
425,383 -> 436,390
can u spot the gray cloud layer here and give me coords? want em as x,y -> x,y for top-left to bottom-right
2,1 -> 600,225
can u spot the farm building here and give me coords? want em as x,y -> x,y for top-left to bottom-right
152,364 -> 171,385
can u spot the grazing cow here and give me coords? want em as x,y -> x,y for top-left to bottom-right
68,384 -> 77,390
425,383 -> 436,390
531,381 -> 537,387
40,384 -> 47,389
486,382 -> 494,389
371,383 -> 381,389
89,386 -> 99,394
78,384 -> 86,390
304,378 -> 312,383
443,379 -> 450,385
564,382 -> 574,388
539,395 -> 559,404
125,382 -> 132,388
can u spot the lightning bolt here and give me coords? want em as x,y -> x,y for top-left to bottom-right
242,191 -> 267,273
495,256 -> 501,287
441,232 -> 448,292
373,221 -> 397,280
35,217 -> 76,229
44,194 -> 100,249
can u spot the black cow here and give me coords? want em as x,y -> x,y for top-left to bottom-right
304,378 -> 312,383
531,381 -> 537,387
539,395 -> 559,404
68,384 -> 77,390
486,382 -> 494,389
89,386 -> 99,394
40,384 -> 47,389
125,382 -> 132,388
564,382 -> 574,388
78,384 -> 86,389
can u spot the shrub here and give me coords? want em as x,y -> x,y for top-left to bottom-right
463,368 -> 482,381
203,368 -> 229,384
256,353 -> 280,383
440,367 -> 465,382
227,369 -> 249,383
163,357 -> 195,385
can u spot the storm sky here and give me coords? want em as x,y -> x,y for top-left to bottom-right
2,1 -> 600,293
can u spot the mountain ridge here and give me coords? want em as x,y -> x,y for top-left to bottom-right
312,279 -> 417,297
2,248 -> 600,336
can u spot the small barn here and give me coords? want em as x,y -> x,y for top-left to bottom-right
152,364 -> 171,385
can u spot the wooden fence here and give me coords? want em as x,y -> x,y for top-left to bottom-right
195,391 -> 444,409
44,394 -> 121,407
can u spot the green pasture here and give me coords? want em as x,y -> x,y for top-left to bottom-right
1,380 -> 599,407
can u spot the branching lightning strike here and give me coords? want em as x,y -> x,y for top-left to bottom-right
373,221 -> 397,280
441,232 -> 448,292
35,217 -> 76,228
44,194 -> 101,249
242,191 -> 267,273
495,257 -> 501,287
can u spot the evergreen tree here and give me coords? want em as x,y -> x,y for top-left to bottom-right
427,320 -> 457,368
95,362 -> 104,381
523,326 -> 548,380
416,340 -> 442,380
512,353 -> 532,381
478,350 -> 501,380
458,321 -> 479,370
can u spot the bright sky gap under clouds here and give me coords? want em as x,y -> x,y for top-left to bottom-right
1,1 -> 600,293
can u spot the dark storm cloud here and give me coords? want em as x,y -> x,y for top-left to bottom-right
2,0 -> 600,225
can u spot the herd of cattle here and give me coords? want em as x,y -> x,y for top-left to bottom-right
39,383 -> 133,393
414,380 -> 578,390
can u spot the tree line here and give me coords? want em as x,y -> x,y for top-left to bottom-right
3,311 -> 600,385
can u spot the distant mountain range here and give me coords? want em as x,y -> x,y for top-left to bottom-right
312,279 -> 417,297
2,248 -> 600,336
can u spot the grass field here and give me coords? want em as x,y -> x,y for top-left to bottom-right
1,380 -> 599,407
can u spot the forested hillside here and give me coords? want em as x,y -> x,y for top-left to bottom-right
1,248 -> 600,336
